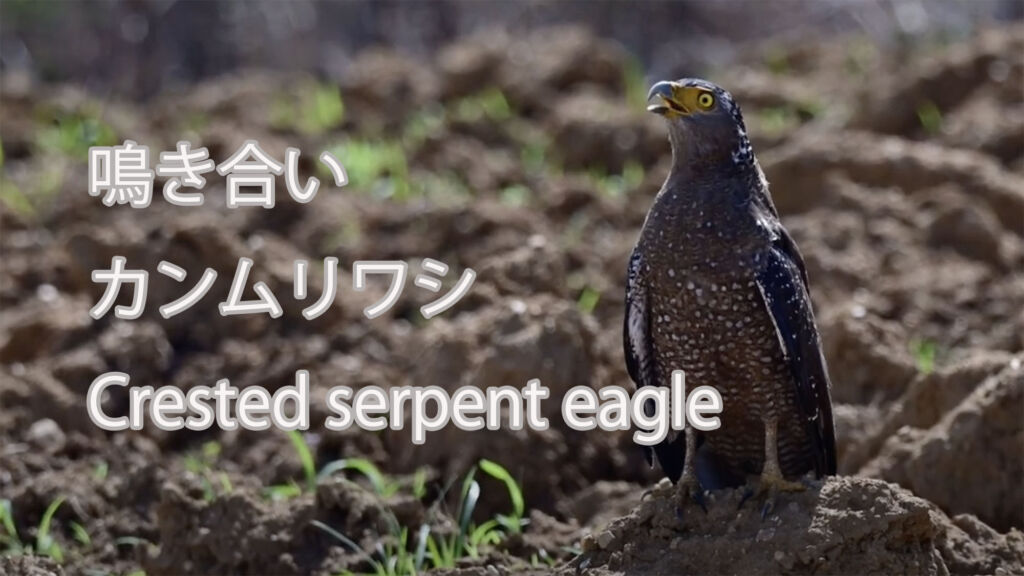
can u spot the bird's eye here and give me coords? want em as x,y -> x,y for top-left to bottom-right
697,92 -> 715,109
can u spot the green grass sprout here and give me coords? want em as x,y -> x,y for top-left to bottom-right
402,106 -> 446,147
114,536 -> 151,548
916,100 -> 943,135
520,138 -> 552,174
323,139 -> 410,200
590,161 -> 644,198
314,513 -> 430,576
453,89 -> 511,123
318,458 -> 401,498
35,496 -> 66,562
184,441 -> 230,501
0,496 -> 72,562
0,499 -> 22,554
531,548 -> 557,568
305,461 -> 530,574
70,522 -> 91,548
270,80 -> 344,136
412,468 -> 428,501
35,111 -> 116,159
286,430 -> 318,492
577,286 -> 601,315
478,459 -> 526,534
499,184 -> 531,207
910,339 -> 938,375
264,479 -> 304,502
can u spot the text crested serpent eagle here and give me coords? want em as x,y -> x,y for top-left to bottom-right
624,78 -> 836,508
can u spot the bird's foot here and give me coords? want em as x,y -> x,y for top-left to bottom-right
641,477 -> 673,502
673,473 -> 707,520
753,471 -> 805,519
737,485 -> 756,511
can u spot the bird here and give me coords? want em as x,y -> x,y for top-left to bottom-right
623,78 -> 836,511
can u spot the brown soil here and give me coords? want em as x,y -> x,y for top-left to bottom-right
569,476 -> 1024,576
1,22 -> 1023,576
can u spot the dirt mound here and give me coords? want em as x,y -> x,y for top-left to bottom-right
860,362 -> 1023,531
144,477 -> 390,575
839,351 -> 1015,474
568,476 -> 1024,576
850,24 -> 1024,142
1,555 -> 65,576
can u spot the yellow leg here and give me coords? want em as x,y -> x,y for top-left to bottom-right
675,427 -> 705,510
757,417 -> 805,497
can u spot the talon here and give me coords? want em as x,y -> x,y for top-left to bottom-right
753,471 -> 805,520
737,485 -> 755,510
749,417 -> 806,520
757,474 -> 806,496
673,474 -> 706,518
692,487 -> 707,513
672,428 -> 706,519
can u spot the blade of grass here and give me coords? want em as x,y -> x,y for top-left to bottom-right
910,339 -> 937,374
468,518 -> 501,553
264,480 -> 303,501
478,459 -> 524,523
70,521 -> 91,547
114,536 -> 150,547
317,458 -> 386,494
36,496 -> 65,562
576,286 -> 601,315
0,499 -> 20,546
218,472 -> 233,494
426,534 -> 445,569
310,520 -> 371,562
412,468 -> 428,500
285,430 -> 317,491
455,476 -> 480,559
413,523 -> 430,571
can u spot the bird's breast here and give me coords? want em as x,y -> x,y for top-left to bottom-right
647,266 -> 777,384
645,261 -> 812,476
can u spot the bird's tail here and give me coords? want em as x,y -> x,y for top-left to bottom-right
648,434 -> 686,483
646,434 -> 744,490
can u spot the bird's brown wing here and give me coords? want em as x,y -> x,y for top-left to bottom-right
623,249 -> 653,391
623,248 -> 686,481
754,228 -> 837,477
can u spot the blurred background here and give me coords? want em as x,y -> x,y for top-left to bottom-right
3,0 -> 1023,97
1,1 -> 1022,575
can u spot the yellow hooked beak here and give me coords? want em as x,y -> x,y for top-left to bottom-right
647,81 -> 689,117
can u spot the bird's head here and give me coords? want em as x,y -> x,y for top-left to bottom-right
647,78 -> 753,168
